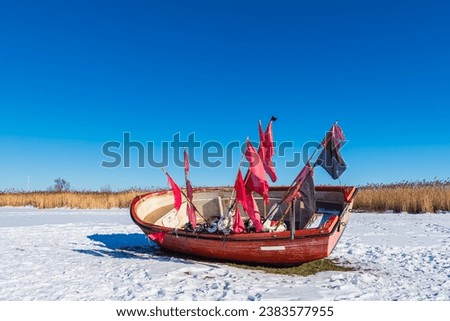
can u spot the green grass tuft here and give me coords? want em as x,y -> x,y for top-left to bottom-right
227,259 -> 353,276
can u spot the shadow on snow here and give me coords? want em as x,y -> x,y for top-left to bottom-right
73,233 -> 224,267
73,233 -> 162,260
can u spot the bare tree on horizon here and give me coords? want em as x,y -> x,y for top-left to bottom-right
51,178 -> 71,192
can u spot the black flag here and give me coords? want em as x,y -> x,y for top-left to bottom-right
300,169 -> 316,219
316,125 -> 347,179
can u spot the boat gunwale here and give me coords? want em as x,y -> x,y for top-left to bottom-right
142,217 -> 344,242
130,186 -> 355,242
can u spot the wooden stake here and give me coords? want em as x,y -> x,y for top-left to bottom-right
290,200 -> 295,240
161,167 -> 210,224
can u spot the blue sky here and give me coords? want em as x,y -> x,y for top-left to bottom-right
0,0 -> 449,191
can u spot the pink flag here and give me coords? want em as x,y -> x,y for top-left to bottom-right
186,179 -> 197,228
245,140 -> 269,204
148,232 -> 166,244
184,148 -> 189,176
332,124 -> 345,149
184,150 -> 196,228
245,192 -> 263,232
322,124 -> 345,149
167,174 -> 182,211
258,121 -> 277,182
284,163 -> 313,205
232,206 -> 245,234
232,169 -> 247,234
234,169 -> 248,212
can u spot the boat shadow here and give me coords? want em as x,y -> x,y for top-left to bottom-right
74,233 -> 226,267
73,233 -> 166,260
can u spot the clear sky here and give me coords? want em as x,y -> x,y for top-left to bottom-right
0,0 -> 449,191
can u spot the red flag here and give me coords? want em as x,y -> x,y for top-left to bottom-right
184,148 -> 189,176
284,163 -> 313,205
234,169 -> 248,212
332,124 -> 345,148
184,150 -> 197,228
232,206 -> 245,234
245,140 -> 269,204
258,121 -> 277,182
148,232 -> 166,244
167,174 -> 182,211
232,169 -> 247,234
186,180 -> 196,228
245,192 -> 263,232
322,124 -> 345,149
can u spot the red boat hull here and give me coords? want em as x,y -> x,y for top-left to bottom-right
130,186 -> 355,266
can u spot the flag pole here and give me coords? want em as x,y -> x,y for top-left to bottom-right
273,120 -> 339,228
222,138 -> 254,231
161,167 -> 210,224
226,136 -> 249,206
244,115 -> 277,184
311,120 -> 338,167
262,121 -> 338,224
227,115 -> 275,215
243,116 -> 276,188
226,116 -> 277,223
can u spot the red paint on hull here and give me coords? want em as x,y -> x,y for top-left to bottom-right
130,186 -> 355,266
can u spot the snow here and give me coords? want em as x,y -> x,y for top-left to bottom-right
0,207 -> 449,301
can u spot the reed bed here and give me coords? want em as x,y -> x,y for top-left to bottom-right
0,190 -> 154,209
353,180 -> 450,213
0,180 -> 449,213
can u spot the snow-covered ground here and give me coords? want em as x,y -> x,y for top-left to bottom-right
0,207 -> 449,301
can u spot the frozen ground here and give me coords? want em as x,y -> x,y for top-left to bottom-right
0,207 -> 449,301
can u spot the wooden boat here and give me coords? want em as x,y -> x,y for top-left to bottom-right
130,185 -> 357,266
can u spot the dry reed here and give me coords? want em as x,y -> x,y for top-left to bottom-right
353,180 -> 450,213
1,180 -> 449,213
0,190 -> 154,209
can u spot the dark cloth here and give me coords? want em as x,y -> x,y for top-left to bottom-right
300,171 -> 316,220
316,138 -> 347,179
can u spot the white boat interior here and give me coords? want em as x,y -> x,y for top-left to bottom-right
134,188 -> 348,231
